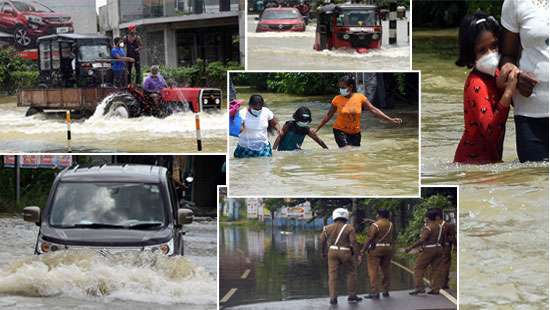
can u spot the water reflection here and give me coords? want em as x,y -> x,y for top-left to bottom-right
220,226 -> 414,307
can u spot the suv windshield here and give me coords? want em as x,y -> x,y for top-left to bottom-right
49,182 -> 167,228
79,45 -> 110,62
12,0 -> 53,12
337,10 -> 376,26
262,10 -> 300,20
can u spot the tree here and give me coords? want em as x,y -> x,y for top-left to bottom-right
263,198 -> 284,230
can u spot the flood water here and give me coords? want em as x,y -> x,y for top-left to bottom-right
219,225 -> 414,308
247,15 -> 410,70
414,29 -> 549,309
0,216 -> 217,309
229,88 -> 419,196
0,97 -> 227,153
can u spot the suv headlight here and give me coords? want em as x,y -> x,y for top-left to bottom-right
27,15 -> 44,24
38,238 -> 66,254
144,239 -> 174,255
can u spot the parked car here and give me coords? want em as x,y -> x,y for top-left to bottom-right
0,0 -> 73,49
255,7 -> 305,32
23,164 -> 194,256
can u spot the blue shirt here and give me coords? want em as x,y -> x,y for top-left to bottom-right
111,47 -> 126,72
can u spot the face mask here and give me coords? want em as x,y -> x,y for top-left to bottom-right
475,51 -> 500,76
296,121 -> 309,127
249,108 -> 261,117
119,42 -> 125,48
339,88 -> 350,96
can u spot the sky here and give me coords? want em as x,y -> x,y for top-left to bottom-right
96,0 -> 106,12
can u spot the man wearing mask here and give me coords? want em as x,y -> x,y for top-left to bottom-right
358,209 -> 394,299
123,24 -> 143,85
111,37 -> 134,88
320,208 -> 363,305
143,65 -> 168,93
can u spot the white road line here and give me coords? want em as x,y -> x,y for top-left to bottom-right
241,269 -> 251,279
391,260 -> 457,306
245,257 -> 251,264
220,288 -> 238,304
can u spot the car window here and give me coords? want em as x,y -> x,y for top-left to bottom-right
2,3 -> 14,13
11,0 -> 52,12
337,10 -> 376,26
49,182 -> 167,228
261,10 -> 300,20
79,45 -> 110,62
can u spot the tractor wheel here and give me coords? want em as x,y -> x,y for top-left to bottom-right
103,92 -> 140,118
25,107 -> 42,117
14,25 -> 32,49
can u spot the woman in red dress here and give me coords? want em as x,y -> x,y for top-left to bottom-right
454,13 -> 518,164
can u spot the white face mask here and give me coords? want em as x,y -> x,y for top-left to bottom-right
296,121 -> 309,127
249,108 -> 261,117
119,42 -> 125,48
475,51 -> 500,77
339,88 -> 350,96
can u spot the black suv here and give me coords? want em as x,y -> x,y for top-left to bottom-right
23,164 -> 193,256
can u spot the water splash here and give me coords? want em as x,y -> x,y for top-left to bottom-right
0,250 -> 216,306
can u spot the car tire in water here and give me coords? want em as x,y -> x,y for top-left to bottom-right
25,107 -> 42,117
103,92 -> 140,118
14,25 -> 32,49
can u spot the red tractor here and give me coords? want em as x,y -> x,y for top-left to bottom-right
18,34 -> 222,118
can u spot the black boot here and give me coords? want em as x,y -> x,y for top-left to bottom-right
329,298 -> 337,305
427,290 -> 440,295
382,291 -> 390,297
348,295 -> 363,303
364,293 -> 380,299
409,288 -> 426,295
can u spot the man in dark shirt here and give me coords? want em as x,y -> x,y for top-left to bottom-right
123,24 -> 143,85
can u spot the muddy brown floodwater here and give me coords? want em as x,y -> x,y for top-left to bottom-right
0,216 -> 217,310
0,97 -> 227,153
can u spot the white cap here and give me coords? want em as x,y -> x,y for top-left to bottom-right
332,208 -> 349,221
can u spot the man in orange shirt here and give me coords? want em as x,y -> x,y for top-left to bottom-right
316,76 -> 402,147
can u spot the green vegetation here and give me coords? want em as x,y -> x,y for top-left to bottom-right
232,72 -> 415,99
413,0 -> 504,27
0,48 -> 38,94
147,60 -> 243,89
0,166 -> 58,213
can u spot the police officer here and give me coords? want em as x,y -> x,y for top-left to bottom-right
358,209 -> 394,299
433,208 -> 456,290
405,209 -> 444,295
320,208 -> 363,305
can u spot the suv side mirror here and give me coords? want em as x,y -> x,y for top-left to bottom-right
178,208 -> 193,225
23,206 -> 41,225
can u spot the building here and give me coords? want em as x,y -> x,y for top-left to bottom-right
99,0 -> 244,67
41,0 -> 97,34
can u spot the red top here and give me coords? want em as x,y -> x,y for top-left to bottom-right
454,70 -> 510,164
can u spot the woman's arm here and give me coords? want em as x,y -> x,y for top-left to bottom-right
315,105 -> 337,132
498,29 -> 538,96
268,117 -> 282,136
273,122 -> 289,150
307,128 -> 329,149
362,98 -> 402,125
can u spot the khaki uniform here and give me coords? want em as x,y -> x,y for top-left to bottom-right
320,222 -> 359,299
362,219 -> 394,294
440,221 -> 456,288
414,221 -> 444,291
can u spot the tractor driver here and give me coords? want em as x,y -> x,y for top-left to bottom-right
143,65 -> 168,108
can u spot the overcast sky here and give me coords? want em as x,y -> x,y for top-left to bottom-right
96,0 -> 106,12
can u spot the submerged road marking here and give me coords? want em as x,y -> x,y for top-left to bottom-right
391,260 -> 457,306
221,288 -> 238,303
241,269 -> 251,279
245,257 -> 251,264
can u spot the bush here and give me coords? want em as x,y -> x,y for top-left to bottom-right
157,61 -> 243,89
0,47 -> 35,94
11,71 -> 39,91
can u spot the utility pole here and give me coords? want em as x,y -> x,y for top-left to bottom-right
15,155 -> 20,206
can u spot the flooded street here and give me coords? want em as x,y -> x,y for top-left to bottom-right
229,88 -> 419,197
219,225 -> 415,308
414,29 -> 549,309
247,15 -> 410,70
0,216 -> 217,310
0,98 -> 227,153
